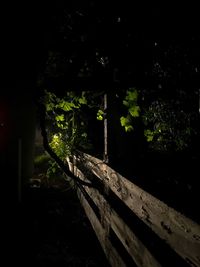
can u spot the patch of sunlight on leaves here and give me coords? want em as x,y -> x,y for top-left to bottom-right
56,122 -> 68,129
129,105 -> 140,117
120,115 -> 134,131
144,129 -> 154,142
55,114 -> 65,122
59,101 -> 78,111
46,103 -> 54,111
120,88 -> 140,132
97,109 -> 104,120
126,88 -> 138,102
120,116 -> 130,127
78,95 -> 87,104
125,125 -> 134,132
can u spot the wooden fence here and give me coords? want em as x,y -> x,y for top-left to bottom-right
67,153 -> 200,267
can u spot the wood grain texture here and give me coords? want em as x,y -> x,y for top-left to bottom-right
67,154 -> 200,267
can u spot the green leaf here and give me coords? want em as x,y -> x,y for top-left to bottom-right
125,125 -> 134,132
97,115 -> 103,120
60,102 -> 73,111
123,100 -> 129,107
126,89 -> 138,101
120,116 -> 130,127
129,105 -> 140,117
46,103 -> 54,111
147,135 -> 154,142
55,114 -> 65,122
98,109 -> 104,115
79,96 -> 87,105
144,129 -> 154,142
97,109 -> 104,120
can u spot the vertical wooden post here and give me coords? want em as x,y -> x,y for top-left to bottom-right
103,93 -> 108,163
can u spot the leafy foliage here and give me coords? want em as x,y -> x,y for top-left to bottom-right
44,90 -> 94,178
142,98 -> 198,151
96,109 -> 104,120
44,89 -> 108,159
45,91 -> 91,157
118,87 -> 198,152
120,88 -> 140,132
42,85 -> 198,179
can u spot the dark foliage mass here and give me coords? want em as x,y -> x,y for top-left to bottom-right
2,2 -> 199,92
40,2 -> 200,95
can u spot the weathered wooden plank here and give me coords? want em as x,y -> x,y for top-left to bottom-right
73,153 -> 200,267
111,209 -> 162,267
82,183 -> 162,267
67,158 -> 162,267
76,186 -> 126,267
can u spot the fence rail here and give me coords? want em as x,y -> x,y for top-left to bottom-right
67,153 -> 200,267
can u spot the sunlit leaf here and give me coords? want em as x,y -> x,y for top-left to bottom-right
125,125 -> 134,132
97,109 -> 104,120
144,129 -> 154,142
126,89 -> 138,101
97,115 -> 103,120
55,114 -> 65,121
120,116 -> 130,126
129,105 -> 140,117
79,96 -> 87,104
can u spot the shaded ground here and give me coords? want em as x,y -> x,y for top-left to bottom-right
17,187 -> 109,267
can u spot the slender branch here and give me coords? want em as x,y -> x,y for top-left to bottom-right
103,93 -> 109,163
